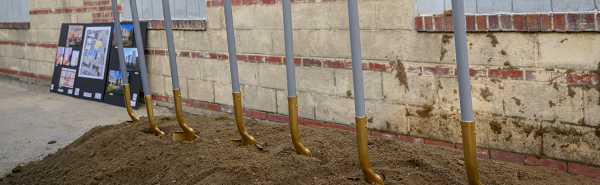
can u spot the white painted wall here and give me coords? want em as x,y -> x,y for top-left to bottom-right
0,0 -> 30,22
121,0 -> 207,20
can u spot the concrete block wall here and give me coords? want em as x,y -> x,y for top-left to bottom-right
1,0 -> 600,178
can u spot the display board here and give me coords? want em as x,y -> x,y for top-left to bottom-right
50,22 -> 147,109
102,22 -> 147,109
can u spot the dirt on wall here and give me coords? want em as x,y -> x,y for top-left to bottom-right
2,114 -> 599,185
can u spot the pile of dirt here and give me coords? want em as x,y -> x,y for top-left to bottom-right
1,114 -> 598,184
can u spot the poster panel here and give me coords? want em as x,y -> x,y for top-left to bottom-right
78,26 -> 111,80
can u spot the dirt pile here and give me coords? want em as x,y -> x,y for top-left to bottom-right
1,114 -> 598,184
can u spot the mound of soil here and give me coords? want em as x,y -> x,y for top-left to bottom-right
1,114 -> 598,184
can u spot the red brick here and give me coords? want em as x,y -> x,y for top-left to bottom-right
476,15 -> 486,32
425,140 -> 454,148
208,53 -> 218,59
219,105 -> 234,113
205,103 -> 220,111
181,99 -> 192,106
302,58 -> 322,67
192,101 -> 206,108
526,14 -> 539,32
540,14 -> 552,32
371,131 -> 396,139
424,16 -> 433,31
539,158 -> 568,172
567,13 -> 581,32
218,54 -> 228,60
526,156 -> 539,165
250,110 -> 267,119
247,55 -> 264,62
444,16 -> 453,32
433,16 -> 443,31
488,15 -> 499,31
469,68 -> 486,77
415,17 -> 424,31
236,55 -> 247,61
466,15 -> 476,31
323,60 -> 344,68
525,71 -> 566,83
488,69 -> 523,80
567,73 -> 599,85
424,66 -> 453,75
260,0 -> 276,4
598,13 -> 600,32
582,13 -> 595,31
242,109 -> 251,116
304,120 -> 324,127
369,63 -> 387,71
267,113 -> 285,122
456,145 -> 490,158
179,51 -> 190,57
553,14 -> 566,32
397,135 -> 424,143
513,14 -> 526,31
347,127 -> 356,132
241,0 -> 258,5
264,56 -> 282,64
568,163 -> 600,179
324,123 -> 347,130
490,150 -> 525,164
154,50 -> 166,55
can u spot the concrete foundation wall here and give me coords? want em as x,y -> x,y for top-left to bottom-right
1,0 -> 599,170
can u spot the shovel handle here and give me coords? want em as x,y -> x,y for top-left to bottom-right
123,84 -> 140,122
288,96 -> 311,157
233,92 -> 256,145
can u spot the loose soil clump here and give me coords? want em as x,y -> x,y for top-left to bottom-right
1,114 -> 598,184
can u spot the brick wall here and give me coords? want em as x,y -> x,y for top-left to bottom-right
1,0 -> 600,179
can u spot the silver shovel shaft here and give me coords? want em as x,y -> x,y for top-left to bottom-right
129,0 -> 150,95
161,0 -> 180,89
223,0 -> 241,93
282,0 -> 296,97
451,0 -> 474,122
111,0 -> 128,85
347,0 -> 365,117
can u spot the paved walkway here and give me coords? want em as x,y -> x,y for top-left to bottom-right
0,74 -> 173,175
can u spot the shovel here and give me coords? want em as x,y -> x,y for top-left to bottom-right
127,0 -> 164,135
451,0 -> 482,184
347,0 -> 383,184
111,0 -> 139,123
281,0 -> 311,157
223,0 -> 257,146
161,0 -> 197,141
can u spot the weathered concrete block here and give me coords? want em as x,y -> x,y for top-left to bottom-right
377,0 -> 415,30
39,62 -> 54,77
272,30 -> 312,56
173,30 -> 185,50
77,13 -> 92,24
0,45 -> 8,57
296,66 -> 335,95
258,63 -> 286,90
200,59 -> 231,83
399,31 -> 450,63
43,47 -> 56,63
148,74 -> 166,95
438,77 -> 504,115
209,30 -> 229,53
176,57 -> 201,80
276,90 -> 315,119
542,121 -> 600,166
164,77 -> 189,99
67,0 -> 83,7
206,7 -> 223,30
382,73 -> 439,106
26,46 -> 45,61
255,4 -> 282,30
0,57 -> 6,69
147,30 -> 166,48
334,69 -> 382,100
583,88 -> 600,126
146,55 -> 170,76
310,30 -> 351,58
188,79 -> 214,102
237,30 -> 273,55
314,94 -> 355,125
329,1 -> 377,30
465,32 -> 536,67
365,100 -> 409,134
184,30 -> 211,51
37,29 -> 61,44
232,5 -> 256,29
214,82 -> 234,106
476,113 -> 542,154
360,30 -> 403,60
539,33 -> 600,70
242,85 -> 277,113
29,61 -> 41,75
34,0 -> 57,9
504,81 -> 583,124
9,46 -> 25,59
408,106 -> 463,143
17,59 -> 30,73
291,3 -> 330,30
238,61 -> 260,86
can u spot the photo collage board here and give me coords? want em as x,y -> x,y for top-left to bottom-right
50,22 -> 148,109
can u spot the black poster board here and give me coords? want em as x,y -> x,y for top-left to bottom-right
50,23 -> 90,98
102,22 -> 147,109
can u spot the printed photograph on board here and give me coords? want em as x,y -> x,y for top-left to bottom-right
78,26 -> 111,80
63,47 -> 73,66
59,68 -> 76,88
123,48 -> 140,71
66,25 -> 84,45
112,24 -> 133,47
106,70 -> 130,95
71,50 -> 80,66
55,47 -> 65,65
